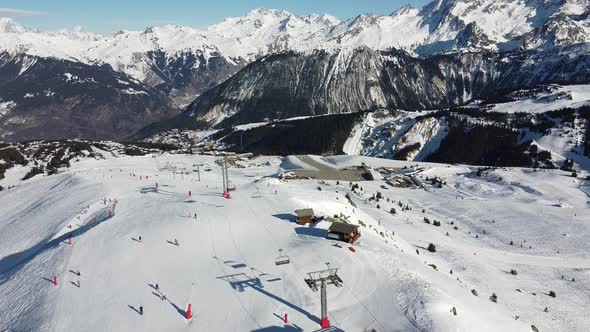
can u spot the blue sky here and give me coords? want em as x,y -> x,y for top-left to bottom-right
0,0 -> 431,34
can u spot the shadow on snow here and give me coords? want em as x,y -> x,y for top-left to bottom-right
0,207 -> 113,278
217,273 -> 321,324
294,227 -> 327,238
251,325 -> 304,332
272,214 -> 296,223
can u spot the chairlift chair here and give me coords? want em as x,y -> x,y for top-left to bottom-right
275,249 -> 291,266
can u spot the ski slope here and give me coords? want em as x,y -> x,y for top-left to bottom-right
1,153 -> 589,331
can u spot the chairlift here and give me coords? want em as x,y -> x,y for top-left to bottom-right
275,249 -> 291,266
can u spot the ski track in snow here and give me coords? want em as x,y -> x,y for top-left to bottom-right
1,154 -> 590,331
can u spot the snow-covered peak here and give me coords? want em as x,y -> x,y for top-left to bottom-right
326,9 -> 428,52
561,0 -> 590,15
311,14 -> 341,26
0,1 -> 588,87
51,26 -> 103,42
348,13 -> 380,26
83,24 -> 213,79
246,8 -> 293,18
391,4 -> 415,17
204,8 -> 339,60
448,0 -> 536,41
0,18 -> 98,61
0,17 -> 28,34
58,26 -> 86,35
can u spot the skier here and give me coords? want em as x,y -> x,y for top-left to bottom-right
174,239 -> 179,246
194,213 -> 197,220
155,284 -> 159,291
139,236 -> 142,242
76,269 -> 81,276
139,306 -> 143,315
161,293 -> 166,301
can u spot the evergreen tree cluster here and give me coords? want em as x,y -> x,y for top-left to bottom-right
426,116 -> 532,167
394,143 -> 421,160
0,147 -> 28,180
222,112 -> 364,155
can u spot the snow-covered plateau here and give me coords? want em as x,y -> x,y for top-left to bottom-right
1,151 -> 589,331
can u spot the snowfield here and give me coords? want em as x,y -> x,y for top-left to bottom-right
2,0 -> 589,85
341,86 -> 590,170
480,85 -> 590,114
343,110 -> 447,161
1,153 -> 589,331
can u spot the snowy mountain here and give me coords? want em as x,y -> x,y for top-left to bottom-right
0,17 -> 28,34
1,0 -> 589,100
152,84 -> 588,172
136,44 -> 590,137
0,10 -> 340,107
342,96 -> 590,170
0,52 -> 178,141
3,3 -> 590,330
3,1 -> 589,61
1,1 -> 590,141
0,18 -> 103,61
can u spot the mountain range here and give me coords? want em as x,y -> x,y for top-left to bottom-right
141,44 -> 589,134
0,0 -> 589,141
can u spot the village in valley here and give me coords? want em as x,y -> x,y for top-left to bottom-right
1,144 -> 589,332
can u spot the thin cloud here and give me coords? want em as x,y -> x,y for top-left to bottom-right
0,8 -> 47,17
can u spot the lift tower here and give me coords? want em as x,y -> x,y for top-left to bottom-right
220,157 -> 230,199
304,266 -> 343,329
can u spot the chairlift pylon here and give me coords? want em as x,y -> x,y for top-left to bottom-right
275,249 -> 291,266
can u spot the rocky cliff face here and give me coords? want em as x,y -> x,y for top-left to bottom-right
181,49 -> 389,127
140,49 -> 245,107
154,44 -> 589,132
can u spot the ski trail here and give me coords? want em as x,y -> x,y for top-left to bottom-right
221,201 -> 306,327
206,210 -> 263,329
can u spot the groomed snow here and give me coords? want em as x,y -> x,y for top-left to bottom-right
1,153 -> 589,331
485,85 -> 590,114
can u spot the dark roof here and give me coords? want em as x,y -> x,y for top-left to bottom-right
295,209 -> 314,217
328,222 -> 358,234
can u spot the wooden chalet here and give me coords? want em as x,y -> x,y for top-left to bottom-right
295,209 -> 314,225
326,222 -> 361,244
